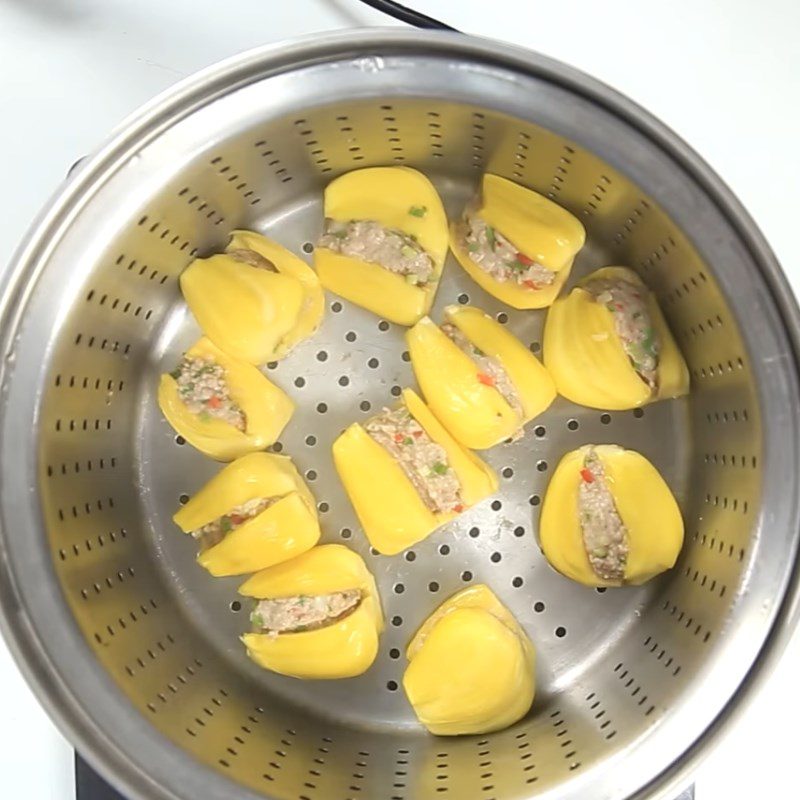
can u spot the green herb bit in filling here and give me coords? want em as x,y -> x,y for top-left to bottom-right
250,612 -> 265,628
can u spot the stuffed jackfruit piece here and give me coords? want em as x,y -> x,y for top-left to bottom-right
180,229 -> 324,364
450,174 -> 586,309
403,585 -> 535,735
540,445 -> 684,587
239,544 -> 383,679
172,452 -> 320,577
543,266 -> 690,410
407,305 -> 556,449
157,337 -> 293,461
332,389 -> 498,555
314,167 -> 448,325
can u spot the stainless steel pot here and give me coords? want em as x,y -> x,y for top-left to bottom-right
1,29 -> 798,800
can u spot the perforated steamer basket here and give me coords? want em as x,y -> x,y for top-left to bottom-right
1,28 -> 800,800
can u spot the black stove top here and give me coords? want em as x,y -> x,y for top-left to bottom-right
75,754 -> 125,800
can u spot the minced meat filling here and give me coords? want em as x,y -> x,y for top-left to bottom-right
191,496 -> 275,551
585,277 -> 661,390
441,323 -> 523,417
250,589 -> 362,636
577,448 -> 629,582
364,407 -> 464,514
318,218 -> 434,285
171,356 -> 246,431
227,248 -> 278,271
458,208 -> 555,290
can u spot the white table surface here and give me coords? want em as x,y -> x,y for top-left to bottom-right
1,1 -> 798,797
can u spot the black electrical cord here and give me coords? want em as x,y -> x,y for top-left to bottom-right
354,0 -> 459,32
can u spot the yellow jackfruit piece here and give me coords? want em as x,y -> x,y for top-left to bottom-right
403,585 -> 535,735
540,445 -> 684,587
332,389 -> 497,555
407,305 -> 556,449
543,266 -> 690,410
172,452 -> 320,577
314,167 -> 448,325
449,174 -> 585,309
157,337 -> 293,461
180,229 -> 323,364
239,544 -> 383,679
